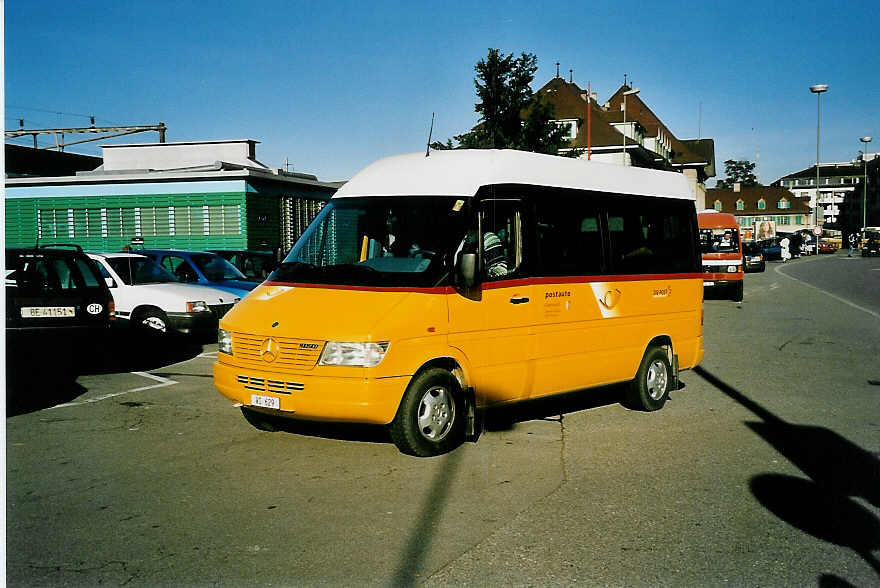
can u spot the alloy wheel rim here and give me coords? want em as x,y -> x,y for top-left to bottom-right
646,360 -> 668,400
417,385 -> 454,441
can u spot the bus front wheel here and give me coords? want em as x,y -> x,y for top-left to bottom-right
624,346 -> 671,412
389,368 -> 465,457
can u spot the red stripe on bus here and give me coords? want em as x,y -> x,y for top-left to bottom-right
264,273 -> 704,293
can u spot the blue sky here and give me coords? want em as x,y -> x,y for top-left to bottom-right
5,0 -> 879,185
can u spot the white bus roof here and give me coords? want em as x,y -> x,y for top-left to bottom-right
333,149 -> 695,201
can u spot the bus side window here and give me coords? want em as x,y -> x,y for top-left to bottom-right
480,200 -> 521,280
609,200 -> 696,274
535,197 -> 602,276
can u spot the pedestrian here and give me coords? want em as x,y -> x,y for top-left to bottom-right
848,232 -> 856,257
780,236 -> 791,262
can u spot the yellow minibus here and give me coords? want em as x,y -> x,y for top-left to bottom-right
214,150 -> 704,456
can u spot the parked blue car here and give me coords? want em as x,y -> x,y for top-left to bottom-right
758,238 -> 782,261
137,249 -> 259,297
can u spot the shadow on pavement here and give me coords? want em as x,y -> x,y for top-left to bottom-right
6,328 -> 208,417
694,366 -> 880,579
484,382 -> 627,431
5,379 -> 89,417
390,448 -> 464,587
261,416 -> 390,445
81,328 -> 207,375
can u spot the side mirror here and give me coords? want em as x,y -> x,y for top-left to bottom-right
456,252 -> 479,289
104,277 -> 116,288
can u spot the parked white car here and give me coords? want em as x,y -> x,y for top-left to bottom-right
88,252 -> 240,334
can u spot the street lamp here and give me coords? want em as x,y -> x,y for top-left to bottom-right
810,83 -> 828,254
861,136 -> 872,242
622,87 -> 640,166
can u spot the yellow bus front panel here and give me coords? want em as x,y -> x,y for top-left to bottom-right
213,360 -> 409,424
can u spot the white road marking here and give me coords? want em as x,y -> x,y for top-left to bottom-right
50,372 -> 178,409
775,264 -> 880,320
198,351 -> 218,359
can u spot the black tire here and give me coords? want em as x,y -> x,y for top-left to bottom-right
240,406 -> 278,432
389,368 -> 465,457
624,346 -> 672,412
135,308 -> 168,333
732,281 -> 744,302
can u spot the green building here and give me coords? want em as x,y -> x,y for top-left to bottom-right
5,140 -> 340,252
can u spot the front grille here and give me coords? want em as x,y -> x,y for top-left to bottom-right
237,374 -> 304,394
232,333 -> 324,372
209,303 -> 235,318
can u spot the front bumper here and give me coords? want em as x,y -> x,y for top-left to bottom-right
167,311 -> 218,334
213,360 -> 409,425
702,274 -> 743,288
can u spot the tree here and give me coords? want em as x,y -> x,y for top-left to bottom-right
432,49 -> 574,155
717,159 -> 759,189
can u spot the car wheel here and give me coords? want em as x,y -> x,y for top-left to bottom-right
389,368 -> 465,457
240,406 -> 278,432
624,346 -> 671,412
136,309 -> 168,333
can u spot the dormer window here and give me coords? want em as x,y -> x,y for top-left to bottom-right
554,119 -> 578,140
757,199 -> 766,210
714,200 -> 722,211
777,198 -> 790,209
736,199 -> 744,211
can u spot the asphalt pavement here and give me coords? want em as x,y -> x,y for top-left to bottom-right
6,254 -> 880,586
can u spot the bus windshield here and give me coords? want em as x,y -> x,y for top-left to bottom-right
700,227 -> 740,254
270,196 -> 472,287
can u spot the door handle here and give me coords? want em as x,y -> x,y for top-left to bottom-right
509,296 -> 530,305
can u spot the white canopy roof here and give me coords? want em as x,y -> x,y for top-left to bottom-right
334,149 -> 695,201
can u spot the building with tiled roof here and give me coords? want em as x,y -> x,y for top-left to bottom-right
604,85 -> 714,183
706,185 -> 813,238
532,76 -> 715,209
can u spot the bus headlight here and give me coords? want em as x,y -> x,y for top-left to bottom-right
218,328 -> 233,355
319,341 -> 390,367
727,265 -> 737,273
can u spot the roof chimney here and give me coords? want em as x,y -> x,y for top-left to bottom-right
733,182 -> 741,192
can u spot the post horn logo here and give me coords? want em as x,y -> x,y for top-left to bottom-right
599,288 -> 622,310
261,337 -> 279,362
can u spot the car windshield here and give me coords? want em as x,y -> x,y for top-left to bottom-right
108,257 -> 178,285
699,228 -> 740,253
189,253 -> 247,281
270,196 -> 472,287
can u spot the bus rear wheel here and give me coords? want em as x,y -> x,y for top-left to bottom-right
624,346 -> 671,412
389,368 -> 465,457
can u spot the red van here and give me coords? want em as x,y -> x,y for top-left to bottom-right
698,211 -> 743,301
